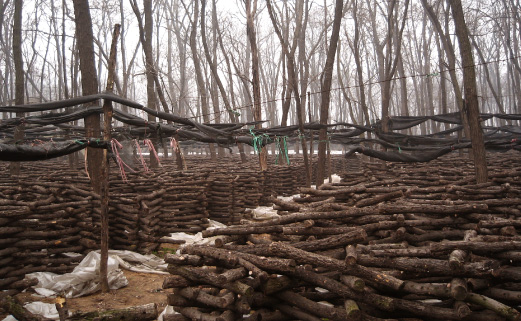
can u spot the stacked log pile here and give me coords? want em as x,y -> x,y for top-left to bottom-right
206,173 -> 242,225
161,154 -> 521,320
158,170 -> 210,235
0,167 -> 95,296
264,164 -> 302,197
204,169 -> 264,225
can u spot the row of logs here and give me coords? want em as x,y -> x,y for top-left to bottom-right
161,152 -> 521,320
0,156 -> 344,296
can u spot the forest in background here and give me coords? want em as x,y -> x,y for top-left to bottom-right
0,0 -> 519,135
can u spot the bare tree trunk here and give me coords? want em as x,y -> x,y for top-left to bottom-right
421,0 -> 471,153
435,34 -> 448,130
215,18 -> 248,162
267,0 -> 311,187
73,0 -> 102,193
448,0 -> 488,183
200,0 -> 236,122
246,0 -> 267,171
188,0 -> 217,160
470,35 -> 506,116
9,0 -> 23,176
315,0 -> 343,187
143,0 -> 158,168
130,0 -> 159,168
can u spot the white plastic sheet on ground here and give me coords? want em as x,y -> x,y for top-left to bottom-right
158,305 -> 179,321
25,250 -> 168,299
165,219 -> 227,251
324,174 -> 342,184
24,302 -> 60,320
251,206 -> 280,220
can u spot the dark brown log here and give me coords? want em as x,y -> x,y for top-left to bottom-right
163,275 -> 193,289
182,245 -> 296,273
291,228 -> 367,252
268,242 -> 404,291
482,287 -> 521,303
261,275 -> 295,295
496,251 -> 521,262
343,299 -> 362,320
173,307 -> 234,321
401,281 -> 451,297
368,247 -> 432,258
449,250 -> 468,270
345,244 -> 357,265
466,293 -> 521,320
454,300 -> 471,319
175,287 -> 235,309
1,295 -> 50,321
220,267 -> 248,283
247,207 -> 381,227
282,226 -> 357,235
292,266 -> 397,312
168,265 -> 253,296
450,278 -> 468,300
357,255 -> 495,279
276,290 -> 349,321
355,190 -> 404,208
340,275 -> 366,292
165,254 -> 216,266
431,241 -> 521,253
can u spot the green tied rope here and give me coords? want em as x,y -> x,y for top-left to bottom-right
275,136 -> 290,165
249,128 -> 270,154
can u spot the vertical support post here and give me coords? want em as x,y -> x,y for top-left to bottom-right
100,24 -> 121,293
307,91 -> 313,180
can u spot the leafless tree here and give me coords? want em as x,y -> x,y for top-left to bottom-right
315,0 -> 343,186
448,0 -> 488,183
9,0 -> 23,175
72,0 -> 102,192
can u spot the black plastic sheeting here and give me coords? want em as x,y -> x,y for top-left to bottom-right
345,138 -> 521,163
1,92 -> 521,163
0,92 -> 143,113
0,139 -> 107,162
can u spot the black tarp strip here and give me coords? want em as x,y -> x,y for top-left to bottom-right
0,139 -> 107,162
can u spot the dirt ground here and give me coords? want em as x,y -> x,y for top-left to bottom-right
1,269 -> 169,320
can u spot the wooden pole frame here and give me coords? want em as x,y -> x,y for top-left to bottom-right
100,24 -> 121,293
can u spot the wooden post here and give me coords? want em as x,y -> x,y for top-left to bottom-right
308,92 -> 313,180
100,24 -> 121,293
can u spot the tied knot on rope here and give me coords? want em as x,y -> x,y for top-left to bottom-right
144,139 -> 161,167
249,128 -> 270,154
111,138 -> 136,182
170,137 -> 179,153
135,139 -> 149,172
274,136 -> 290,165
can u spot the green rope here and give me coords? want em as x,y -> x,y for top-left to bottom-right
274,136 -> 290,165
397,143 -> 402,153
275,137 -> 280,165
249,128 -> 271,154
282,136 -> 290,165
74,140 -> 85,145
